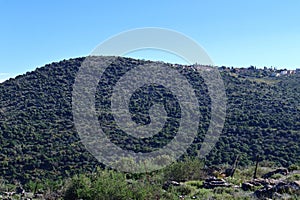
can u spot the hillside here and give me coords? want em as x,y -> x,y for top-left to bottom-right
0,56 -> 299,183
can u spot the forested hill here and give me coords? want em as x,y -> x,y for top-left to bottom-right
0,56 -> 299,183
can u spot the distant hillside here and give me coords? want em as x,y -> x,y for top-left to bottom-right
0,56 -> 299,183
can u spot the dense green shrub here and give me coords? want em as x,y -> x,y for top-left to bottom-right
63,169 -> 169,200
163,158 -> 206,181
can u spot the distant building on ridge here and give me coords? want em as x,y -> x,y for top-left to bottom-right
280,70 -> 288,75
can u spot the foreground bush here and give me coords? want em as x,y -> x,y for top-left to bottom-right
163,158 -> 206,181
63,169 -> 173,200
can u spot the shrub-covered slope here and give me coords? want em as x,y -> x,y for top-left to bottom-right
0,56 -> 299,183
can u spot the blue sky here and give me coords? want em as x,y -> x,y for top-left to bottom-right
1,0 -> 300,82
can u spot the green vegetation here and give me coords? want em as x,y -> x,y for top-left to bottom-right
0,56 -> 299,189
0,158 -> 299,199
63,170 -> 170,200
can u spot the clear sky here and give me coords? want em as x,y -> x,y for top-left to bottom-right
1,0 -> 300,82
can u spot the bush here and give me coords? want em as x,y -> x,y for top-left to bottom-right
288,164 -> 300,172
270,173 -> 284,179
169,184 -> 193,196
63,174 -> 92,200
287,174 -> 300,182
163,158 -> 206,181
63,169 -> 168,200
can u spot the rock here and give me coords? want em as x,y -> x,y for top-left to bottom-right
203,177 -> 230,189
3,191 -> 15,196
254,180 -> 299,199
265,184 -> 273,189
252,178 -> 267,186
162,180 -> 181,190
15,186 -> 25,196
242,178 -> 271,191
170,180 -> 180,186
254,187 -> 273,199
34,193 -> 44,198
25,192 -> 34,198
293,180 -> 300,188
273,192 -> 283,199
242,182 -> 254,191
205,177 -> 225,182
262,168 -> 289,179
268,178 -> 279,185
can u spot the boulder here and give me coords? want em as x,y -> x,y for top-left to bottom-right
15,186 -> 25,195
242,182 -> 254,191
262,168 -> 289,179
203,177 -> 230,189
254,181 -> 299,199
293,181 -> 300,188
162,180 -> 181,190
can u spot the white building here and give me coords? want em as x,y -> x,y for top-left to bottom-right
280,70 -> 288,75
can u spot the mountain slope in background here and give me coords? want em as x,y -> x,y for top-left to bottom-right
0,56 -> 299,183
